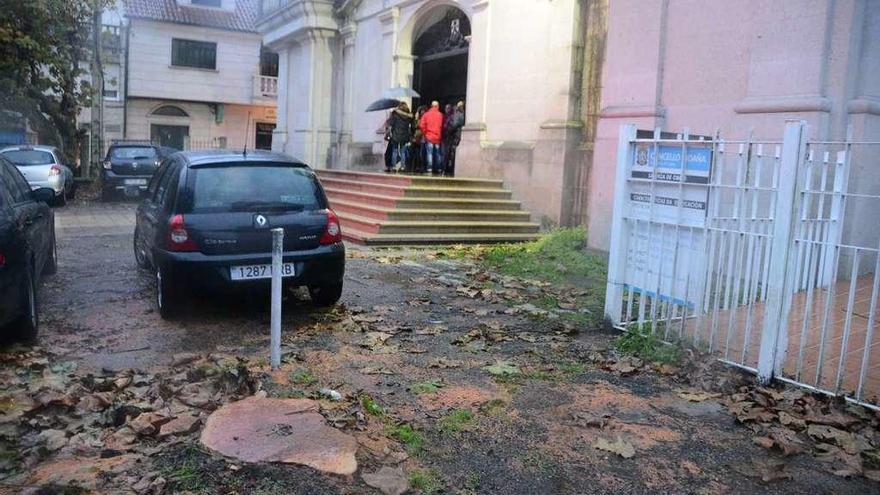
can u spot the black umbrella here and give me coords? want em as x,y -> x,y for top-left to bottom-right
365,98 -> 402,112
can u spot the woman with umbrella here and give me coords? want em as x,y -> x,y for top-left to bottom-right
386,102 -> 413,173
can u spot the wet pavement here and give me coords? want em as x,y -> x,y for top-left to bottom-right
6,201 -> 879,494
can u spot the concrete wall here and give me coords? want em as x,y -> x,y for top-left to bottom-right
588,0 -> 880,250
126,98 -> 276,150
128,18 -> 266,106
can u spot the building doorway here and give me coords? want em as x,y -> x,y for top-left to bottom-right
412,8 -> 470,109
255,123 -> 275,150
151,124 -> 189,151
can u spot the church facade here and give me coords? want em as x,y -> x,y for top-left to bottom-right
257,0 -> 880,250
257,0 -> 602,232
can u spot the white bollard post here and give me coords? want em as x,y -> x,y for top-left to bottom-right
270,228 -> 283,370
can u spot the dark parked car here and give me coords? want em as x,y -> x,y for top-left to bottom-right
0,155 -> 57,340
102,141 -> 173,200
134,150 -> 345,318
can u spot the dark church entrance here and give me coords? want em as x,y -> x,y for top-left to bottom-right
412,8 -> 470,109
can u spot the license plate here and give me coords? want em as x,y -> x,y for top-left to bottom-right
230,263 -> 296,281
124,179 -> 148,186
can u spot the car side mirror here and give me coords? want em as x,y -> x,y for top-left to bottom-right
31,187 -> 55,204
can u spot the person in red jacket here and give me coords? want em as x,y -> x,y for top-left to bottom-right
419,101 -> 444,175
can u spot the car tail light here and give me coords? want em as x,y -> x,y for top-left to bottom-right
166,214 -> 199,252
0,252 -> 5,268
48,165 -> 62,176
103,160 -> 112,170
319,209 -> 342,245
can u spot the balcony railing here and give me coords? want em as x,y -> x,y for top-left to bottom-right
254,75 -> 279,99
259,0 -> 292,17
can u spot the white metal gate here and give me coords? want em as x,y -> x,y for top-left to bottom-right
604,120 -> 880,409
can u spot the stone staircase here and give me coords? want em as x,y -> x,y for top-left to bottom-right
316,170 -> 541,245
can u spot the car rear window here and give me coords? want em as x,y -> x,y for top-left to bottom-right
111,147 -> 157,160
184,164 -> 324,213
2,150 -> 54,166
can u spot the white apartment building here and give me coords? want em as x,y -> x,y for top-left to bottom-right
124,0 -> 278,151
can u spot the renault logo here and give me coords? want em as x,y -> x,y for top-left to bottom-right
254,215 -> 268,228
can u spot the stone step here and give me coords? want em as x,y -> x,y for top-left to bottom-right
337,212 -> 540,235
319,177 -> 406,198
317,169 -> 505,190
342,227 -> 541,246
324,188 -> 523,211
319,177 -> 512,200
331,199 -> 532,222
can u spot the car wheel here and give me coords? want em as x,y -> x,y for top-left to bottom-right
54,190 -> 67,207
67,182 -> 76,201
308,281 -> 343,307
12,264 -> 39,342
133,231 -> 150,270
156,266 -> 180,319
101,188 -> 113,202
44,231 -> 58,275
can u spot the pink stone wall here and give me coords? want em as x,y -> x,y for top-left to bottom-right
587,0 -> 880,250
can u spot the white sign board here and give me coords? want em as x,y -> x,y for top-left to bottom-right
623,142 -> 713,309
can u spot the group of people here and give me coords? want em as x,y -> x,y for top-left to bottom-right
384,100 -> 465,176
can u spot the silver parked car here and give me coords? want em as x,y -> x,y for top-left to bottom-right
0,145 -> 76,206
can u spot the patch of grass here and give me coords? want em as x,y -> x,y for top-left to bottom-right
533,295 -> 560,310
465,471 -> 482,489
276,389 -> 306,399
480,228 -> 607,285
289,369 -> 317,386
521,369 -> 555,381
438,409 -> 474,434
360,394 -> 385,416
161,445 -> 208,491
559,361 -> 587,375
515,450 -> 554,473
408,469 -> 443,494
615,326 -> 680,364
560,310 -> 598,328
410,379 -> 443,395
479,398 -> 508,415
386,424 -> 424,454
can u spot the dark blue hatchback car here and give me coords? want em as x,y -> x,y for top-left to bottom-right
0,155 -> 57,340
134,150 -> 345,318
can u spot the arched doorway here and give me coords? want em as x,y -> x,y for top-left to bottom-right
149,105 -> 190,150
411,7 -> 470,110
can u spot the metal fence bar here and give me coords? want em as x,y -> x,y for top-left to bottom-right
834,249 -> 861,392
856,247 -> 880,400
603,124 -> 637,325
757,120 -> 806,383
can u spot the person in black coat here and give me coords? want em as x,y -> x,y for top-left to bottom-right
387,102 -> 413,173
442,101 -> 465,176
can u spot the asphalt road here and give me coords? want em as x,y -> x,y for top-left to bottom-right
42,201 -> 392,371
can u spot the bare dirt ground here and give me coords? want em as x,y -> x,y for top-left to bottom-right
1,202 -> 878,494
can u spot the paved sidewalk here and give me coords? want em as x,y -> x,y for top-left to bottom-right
54,201 -> 136,238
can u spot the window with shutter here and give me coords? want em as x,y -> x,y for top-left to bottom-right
171,39 -> 217,70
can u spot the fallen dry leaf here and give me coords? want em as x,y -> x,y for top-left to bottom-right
752,436 -> 774,449
677,390 -> 721,402
483,360 -> 520,377
594,436 -> 635,459
358,367 -> 396,376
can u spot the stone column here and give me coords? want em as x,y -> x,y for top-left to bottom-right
271,46 -> 290,153
337,22 -> 358,169
457,0 -> 491,178
287,28 -> 338,168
